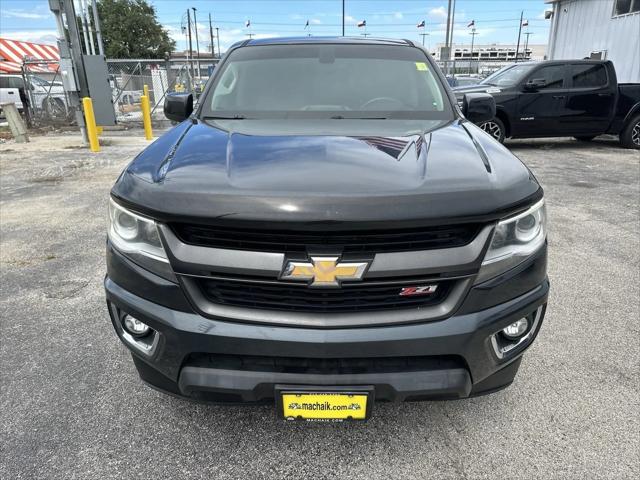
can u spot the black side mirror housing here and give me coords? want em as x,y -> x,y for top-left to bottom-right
462,93 -> 496,124
164,93 -> 194,122
523,78 -> 546,91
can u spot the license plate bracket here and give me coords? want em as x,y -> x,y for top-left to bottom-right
275,385 -> 374,422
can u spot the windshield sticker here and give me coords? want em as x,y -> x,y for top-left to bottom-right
415,62 -> 428,71
485,87 -> 501,93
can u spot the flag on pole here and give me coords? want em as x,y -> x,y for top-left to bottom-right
245,20 -> 251,27
305,20 -> 309,29
467,20 -> 475,27
357,19 -> 366,27
417,20 -> 425,28
522,19 -> 529,26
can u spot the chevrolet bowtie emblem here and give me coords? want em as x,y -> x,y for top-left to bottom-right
281,256 -> 369,287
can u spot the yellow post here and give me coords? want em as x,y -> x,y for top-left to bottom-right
141,95 -> 153,140
82,97 -> 100,152
143,84 -> 149,98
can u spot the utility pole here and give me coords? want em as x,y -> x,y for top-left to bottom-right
419,33 -> 429,46
192,7 -> 201,79
216,27 -> 220,58
469,27 -> 478,73
443,0 -> 453,73
524,31 -> 532,58
90,0 -> 104,55
450,0 -> 456,54
515,11 -> 523,62
342,0 -> 345,36
186,8 -> 194,82
209,13 -> 215,57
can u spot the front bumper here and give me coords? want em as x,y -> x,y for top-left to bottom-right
105,243 -> 548,403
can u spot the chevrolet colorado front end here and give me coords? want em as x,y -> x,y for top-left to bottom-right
105,38 -> 549,421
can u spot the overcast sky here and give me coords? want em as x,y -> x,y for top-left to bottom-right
0,0 -> 552,52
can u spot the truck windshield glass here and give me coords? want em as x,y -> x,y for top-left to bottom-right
481,64 -> 535,87
201,44 -> 452,120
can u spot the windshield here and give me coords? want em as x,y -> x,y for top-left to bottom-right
481,64 -> 535,87
201,44 -> 452,120
30,76 -> 50,87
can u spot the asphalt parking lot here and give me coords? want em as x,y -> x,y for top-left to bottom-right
1,132 -> 638,479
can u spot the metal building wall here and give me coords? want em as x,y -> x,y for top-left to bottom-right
547,0 -> 640,82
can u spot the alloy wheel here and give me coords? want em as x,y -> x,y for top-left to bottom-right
632,121 -> 640,147
481,121 -> 503,141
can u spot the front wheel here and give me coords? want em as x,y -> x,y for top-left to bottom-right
620,114 -> 640,149
480,118 -> 506,143
43,97 -> 67,120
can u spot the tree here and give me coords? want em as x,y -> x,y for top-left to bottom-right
97,0 -> 175,58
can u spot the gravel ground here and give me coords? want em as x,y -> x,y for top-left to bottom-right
1,132 -> 639,479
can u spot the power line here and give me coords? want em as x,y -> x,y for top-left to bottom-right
160,17 -> 548,28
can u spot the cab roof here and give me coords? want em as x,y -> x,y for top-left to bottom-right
239,36 -> 415,47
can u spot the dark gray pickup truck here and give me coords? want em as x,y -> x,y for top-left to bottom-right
105,37 -> 549,421
454,60 -> 640,148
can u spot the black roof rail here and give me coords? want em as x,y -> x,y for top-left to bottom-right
402,39 -> 415,47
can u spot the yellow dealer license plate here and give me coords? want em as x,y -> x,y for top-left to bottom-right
277,387 -> 372,422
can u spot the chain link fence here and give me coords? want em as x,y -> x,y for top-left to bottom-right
5,57 -> 219,130
19,60 -> 74,128
107,58 -> 218,125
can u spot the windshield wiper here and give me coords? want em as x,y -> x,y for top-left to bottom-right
204,114 -> 248,120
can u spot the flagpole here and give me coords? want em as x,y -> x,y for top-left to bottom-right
417,20 -> 427,47
209,13 -> 215,58
469,25 -> 478,73
342,0 -> 345,36
515,11 -> 523,62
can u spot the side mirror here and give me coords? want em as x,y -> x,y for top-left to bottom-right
164,93 -> 193,122
523,78 -> 546,91
462,93 -> 496,124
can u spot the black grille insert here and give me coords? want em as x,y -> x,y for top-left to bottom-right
171,223 -> 481,254
194,277 -> 453,313
186,353 -> 465,375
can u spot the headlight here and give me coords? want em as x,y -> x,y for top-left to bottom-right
108,199 -> 175,280
475,199 -> 547,283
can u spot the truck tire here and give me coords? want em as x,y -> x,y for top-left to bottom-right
480,117 -> 506,143
574,135 -> 596,142
620,114 -> 640,149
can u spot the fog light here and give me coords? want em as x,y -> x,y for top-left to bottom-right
123,315 -> 150,337
502,318 -> 529,339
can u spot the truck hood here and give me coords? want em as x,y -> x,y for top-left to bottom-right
453,84 -> 506,97
113,118 -> 540,224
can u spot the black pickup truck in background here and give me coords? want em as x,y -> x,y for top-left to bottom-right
453,60 -> 640,149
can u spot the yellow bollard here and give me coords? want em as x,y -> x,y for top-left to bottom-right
143,84 -> 149,98
141,95 -> 153,140
82,97 -> 100,152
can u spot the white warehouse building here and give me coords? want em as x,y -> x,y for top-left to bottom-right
545,0 -> 640,82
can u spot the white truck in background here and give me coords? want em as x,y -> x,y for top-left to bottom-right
0,74 -> 68,119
